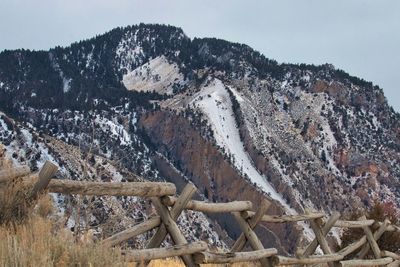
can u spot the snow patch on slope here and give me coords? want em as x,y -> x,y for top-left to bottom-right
122,56 -> 183,95
190,78 -> 291,210
94,115 -> 132,146
63,77 -> 72,93
116,29 -> 144,72
49,52 -> 72,93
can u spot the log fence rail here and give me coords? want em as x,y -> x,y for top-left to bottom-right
2,161 -> 400,267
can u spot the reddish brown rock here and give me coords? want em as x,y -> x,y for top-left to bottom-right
139,110 -> 300,253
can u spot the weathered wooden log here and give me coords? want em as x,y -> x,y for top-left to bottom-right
357,218 -> 389,259
0,165 -> 30,184
308,210 -> 335,267
374,220 -> 400,232
272,254 -> 343,266
231,198 -> 270,253
337,218 -> 389,259
122,241 -> 208,262
101,216 -> 161,247
29,161 -> 58,199
388,260 -> 400,267
302,212 -> 341,257
337,236 -> 367,257
48,180 -> 176,197
340,257 -> 393,267
232,210 -> 272,267
382,251 -> 400,261
145,183 -> 197,264
334,219 -> 375,228
162,196 -> 253,213
392,225 -> 400,232
194,248 -> 278,264
380,223 -> 400,232
360,215 -> 381,259
151,197 -> 198,267
242,211 -> 325,223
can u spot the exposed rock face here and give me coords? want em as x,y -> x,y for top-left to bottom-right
1,23 -> 400,252
139,110 -> 296,252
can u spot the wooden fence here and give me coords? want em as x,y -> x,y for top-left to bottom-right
1,161 -> 400,267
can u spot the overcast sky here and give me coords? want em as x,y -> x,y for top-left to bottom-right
1,0 -> 399,111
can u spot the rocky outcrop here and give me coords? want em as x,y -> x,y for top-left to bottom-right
139,110 -> 299,252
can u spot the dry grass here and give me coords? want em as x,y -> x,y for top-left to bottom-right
0,176 -> 33,225
0,173 -> 127,267
0,213 -> 260,267
0,167 -> 259,267
0,212 -> 260,267
34,193 -> 55,218
0,215 -> 127,267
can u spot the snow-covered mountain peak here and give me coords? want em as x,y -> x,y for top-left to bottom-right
1,23 -> 400,252
122,56 -> 184,95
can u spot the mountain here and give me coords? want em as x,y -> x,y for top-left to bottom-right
1,23 -> 399,252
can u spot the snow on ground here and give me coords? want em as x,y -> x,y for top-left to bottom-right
85,45 -> 95,70
187,78 -> 321,242
191,78 -> 293,211
102,161 -> 124,182
122,56 -> 183,95
0,114 -> 9,133
48,52 -> 72,94
63,77 -> 72,93
20,127 -> 60,169
115,29 -> 144,72
94,115 -> 132,146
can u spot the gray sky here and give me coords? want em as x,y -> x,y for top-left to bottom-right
1,0 -> 399,111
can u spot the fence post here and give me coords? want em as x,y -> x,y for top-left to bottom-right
302,212 -> 340,256
308,210 -> 336,267
357,218 -> 390,259
29,161 -> 58,199
146,183 -> 197,249
231,198 -> 270,252
232,200 -> 272,267
151,197 -> 200,267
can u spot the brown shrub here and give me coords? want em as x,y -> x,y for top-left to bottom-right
0,176 -> 33,225
339,200 -> 400,256
0,216 -> 126,267
35,193 -> 55,218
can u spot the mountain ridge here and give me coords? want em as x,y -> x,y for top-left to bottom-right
1,23 -> 399,252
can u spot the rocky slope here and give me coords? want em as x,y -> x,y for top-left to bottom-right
0,111 -> 226,248
1,23 -> 399,252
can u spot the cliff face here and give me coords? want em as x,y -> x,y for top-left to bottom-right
1,24 -> 400,252
139,110 -> 296,252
